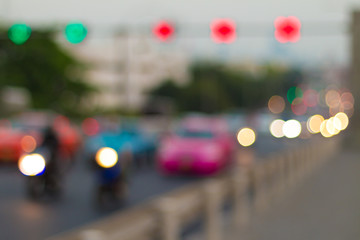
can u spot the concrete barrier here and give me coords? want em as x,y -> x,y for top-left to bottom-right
48,136 -> 341,240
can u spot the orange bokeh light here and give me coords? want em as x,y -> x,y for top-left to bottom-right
268,95 -> 285,114
341,92 -> 354,105
21,135 -> 37,153
325,90 -> 341,108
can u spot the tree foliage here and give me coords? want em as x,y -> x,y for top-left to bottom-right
0,29 -> 96,116
149,61 -> 303,113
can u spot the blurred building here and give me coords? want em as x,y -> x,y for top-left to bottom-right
0,87 -> 30,115
62,34 -> 190,111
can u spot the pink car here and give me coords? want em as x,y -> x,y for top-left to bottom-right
157,117 -> 235,175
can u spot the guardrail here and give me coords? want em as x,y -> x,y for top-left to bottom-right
48,136 -> 341,240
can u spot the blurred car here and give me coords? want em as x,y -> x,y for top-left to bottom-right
12,111 -> 82,163
0,126 -> 28,163
157,116 -> 235,175
84,120 -> 158,168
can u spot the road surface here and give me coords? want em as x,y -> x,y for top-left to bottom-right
0,135 -> 304,240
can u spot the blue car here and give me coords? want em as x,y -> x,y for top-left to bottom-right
84,126 -> 158,168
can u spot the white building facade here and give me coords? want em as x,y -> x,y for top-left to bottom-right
63,34 -> 190,111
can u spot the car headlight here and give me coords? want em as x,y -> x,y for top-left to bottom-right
95,147 -> 118,168
18,153 -> 46,176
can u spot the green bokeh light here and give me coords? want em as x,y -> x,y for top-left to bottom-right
64,22 -> 87,44
287,86 -> 303,103
8,23 -> 31,45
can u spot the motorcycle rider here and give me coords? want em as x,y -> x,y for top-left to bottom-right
38,124 -> 62,198
95,145 -> 132,207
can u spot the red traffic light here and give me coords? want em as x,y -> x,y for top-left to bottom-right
153,21 -> 175,42
210,19 -> 236,44
274,16 -> 301,43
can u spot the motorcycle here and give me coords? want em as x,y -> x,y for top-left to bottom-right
93,147 -> 130,206
18,147 -> 62,199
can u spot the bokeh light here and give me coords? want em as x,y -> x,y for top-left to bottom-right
307,114 -> 324,134
283,119 -> 301,138
18,154 -> 46,176
153,21 -> 175,42
291,98 -> 307,115
326,117 -> 337,135
210,19 -> 236,44
287,87 -> 303,104
317,89 -> 327,107
303,89 -> 318,107
331,117 -> 341,135
269,119 -> 285,138
20,135 -> 37,153
325,90 -> 341,108
320,120 -> 332,138
341,101 -> 354,111
339,92 -> 354,118
96,147 -> 118,168
64,22 -> 88,44
268,95 -> 285,114
274,16 -> 301,43
237,128 -> 256,147
8,23 -> 31,45
334,112 -> 349,131
82,118 -> 100,136
341,92 -> 354,106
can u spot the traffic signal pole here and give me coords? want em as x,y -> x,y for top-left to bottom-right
350,11 -> 360,145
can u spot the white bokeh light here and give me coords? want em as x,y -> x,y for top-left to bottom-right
18,154 -> 46,176
96,147 -> 118,168
283,119 -> 301,138
269,119 -> 285,138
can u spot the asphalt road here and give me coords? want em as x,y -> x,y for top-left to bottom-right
0,135 -> 305,240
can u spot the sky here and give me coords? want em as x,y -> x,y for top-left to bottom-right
2,0 -> 360,65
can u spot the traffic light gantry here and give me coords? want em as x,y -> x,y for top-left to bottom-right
6,17 -> 303,45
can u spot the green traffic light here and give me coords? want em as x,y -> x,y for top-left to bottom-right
8,23 -> 31,45
64,22 -> 87,44
287,86 -> 303,104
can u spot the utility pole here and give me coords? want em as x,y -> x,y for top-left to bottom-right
115,29 -> 132,112
351,11 -> 360,142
